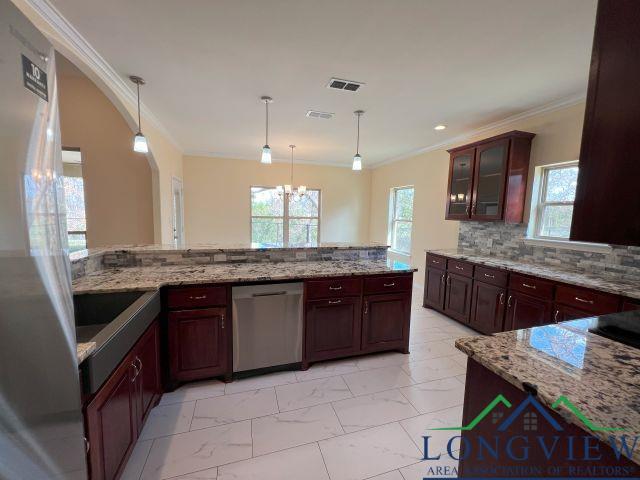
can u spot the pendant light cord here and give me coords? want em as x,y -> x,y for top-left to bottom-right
290,145 -> 294,185
265,101 -> 269,145
356,113 -> 360,155
137,82 -> 142,132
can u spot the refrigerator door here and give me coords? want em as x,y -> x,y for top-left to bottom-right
0,1 -> 87,479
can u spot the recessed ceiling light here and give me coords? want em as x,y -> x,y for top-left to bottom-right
434,125 -> 446,131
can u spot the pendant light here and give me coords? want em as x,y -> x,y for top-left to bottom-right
352,110 -> 364,171
279,145 -> 306,199
129,76 -> 149,153
260,96 -> 273,164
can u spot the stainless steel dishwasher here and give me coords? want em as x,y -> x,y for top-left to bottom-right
232,282 -> 303,373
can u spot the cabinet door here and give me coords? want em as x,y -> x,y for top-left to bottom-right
622,300 -> 640,312
445,148 -> 475,220
471,139 -> 509,221
504,291 -> 553,331
85,356 -> 136,480
443,273 -> 473,323
168,307 -> 228,383
423,266 -> 446,311
470,281 -> 506,334
553,304 -> 592,323
362,293 -> 411,353
134,320 -> 161,430
305,297 -> 361,362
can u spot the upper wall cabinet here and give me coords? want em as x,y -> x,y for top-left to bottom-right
445,131 -> 535,223
570,0 -> 640,246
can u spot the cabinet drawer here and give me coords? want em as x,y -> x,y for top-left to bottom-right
447,259 -> 474,278
426,253 -> 446,270
364,275 -> 413,294
474,265 -> 508,287
622,299 -> 640,311
167,286 -> 227,309
555,285 -> 620,315
509,273 -> 554,300
306,278 -> 362,299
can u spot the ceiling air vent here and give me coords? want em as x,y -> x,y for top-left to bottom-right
306,110 -> 334,119
327,77 -> 364,92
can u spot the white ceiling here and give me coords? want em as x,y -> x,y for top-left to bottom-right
51,0 -> 597,167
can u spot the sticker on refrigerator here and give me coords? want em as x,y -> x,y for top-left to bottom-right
21,54 -> 48,101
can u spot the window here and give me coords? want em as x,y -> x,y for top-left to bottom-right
250,186 -> 320,247
389,186 -> 414,254
523,412 -> 538,431
533,162 -> 578,239
62,149 -> 87,252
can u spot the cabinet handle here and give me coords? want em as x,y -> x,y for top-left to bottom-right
136,356 -> 143,374
84,437 -> 90,454
364,302 -> 368,314
328,299 -> 342,305
574,296 -> 594,305
465,205 -> 470,216
440,274 -> 445,284
507,295 -> 513,308
472,203 -> 477,215
522,283 -> 536,290
131,362 -> 139,382
484,273 -> 495,279
455,266 -> 464,271
221,314 -> 225,329
383,283 -> 395,287
554,309 -> 560,323
446,275 -> 451,286
499,293 -> 505,305
189,295 -> 207,300
329,286 -> 343,291
432,259 -> 440,265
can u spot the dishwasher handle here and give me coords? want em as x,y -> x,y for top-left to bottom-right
251,291 -> 288,297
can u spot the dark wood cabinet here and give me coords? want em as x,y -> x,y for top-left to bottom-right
445,131 -> 535,223
304,297 -> 361,362
362,292 -> 411,354
470,281 -> 506,334
168,307 -> 228,383
570,0 -> 640,246
553,304 -> 591,323
505,291 -> 553,330
443,273 -> 473,323
85,319 -> 161,480
622,300 -> 640,311
423,266 -> 446,311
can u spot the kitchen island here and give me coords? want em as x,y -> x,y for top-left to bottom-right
454,310 -> 640,477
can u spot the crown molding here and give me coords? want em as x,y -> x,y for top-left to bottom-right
370,92 -> 586,169
19,0 -> 182,150
183,150 -> 368,169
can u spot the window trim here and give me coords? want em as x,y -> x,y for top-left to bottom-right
532,161 -> 578,241
250,185 -> 321,247
388,185 -> 415,255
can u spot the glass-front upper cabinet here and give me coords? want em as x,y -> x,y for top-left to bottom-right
445,148 -> 475,220
471,139 -> 509,220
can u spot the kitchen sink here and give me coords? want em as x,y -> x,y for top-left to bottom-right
75,290 -> 160,394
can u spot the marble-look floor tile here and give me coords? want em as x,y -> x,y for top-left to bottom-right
455,374 -> 466,384
401,357 -> 465,384
400,377 -> 465,414
409,328 -> 454,345
120,439 -> 153,480
438,323 -> 479,338
275,376 -> 352,412
159,379 -> 226,406
410,317 -> 453,332
406,341 -> 459,362
252,403 -> 344,455
141,420 -> 252,479
295,358 -> 360,382
401,405 -> 463,456
343,366 -> 414,396
217,443 -> 329,480
448,353 -> 468,368
332,389 -> 419,433
224,371 -> 297,395
191,388 -> 278,430
139,401 -> 195,440
399,458 -> 459,479
368,471 -> 404,480
355,352 -> 409,370
319,422 -> 422,480
171,467 -> 218,479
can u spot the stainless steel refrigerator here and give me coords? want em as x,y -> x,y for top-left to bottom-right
0,1 -> 87,478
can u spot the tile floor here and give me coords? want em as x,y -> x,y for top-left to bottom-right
122,286 -> 481,480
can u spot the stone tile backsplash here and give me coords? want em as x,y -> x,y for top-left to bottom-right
458,222 -> 640,281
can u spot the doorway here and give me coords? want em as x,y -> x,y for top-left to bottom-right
171,177 -> 185,247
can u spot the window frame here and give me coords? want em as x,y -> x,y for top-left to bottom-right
388,185 -> 415,255
250,185 -> 321,247
533,161 -> 578,241
61,148 -> 87,252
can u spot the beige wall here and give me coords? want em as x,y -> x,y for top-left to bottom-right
183,156 -> 371,244
58,60 -> 155,247
369,102 -> 586,285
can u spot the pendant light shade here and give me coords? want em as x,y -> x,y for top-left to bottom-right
352,110 -> 364,170
129,76 -> 148,153
261,96 -> 273,164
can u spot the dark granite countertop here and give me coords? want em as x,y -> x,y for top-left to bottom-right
456,310 -> 640,465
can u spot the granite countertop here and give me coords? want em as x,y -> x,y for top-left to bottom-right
428,249 -> 640,300
77,342 -> 96,363
73,259 -> 416,294
455,310 -> 640,465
